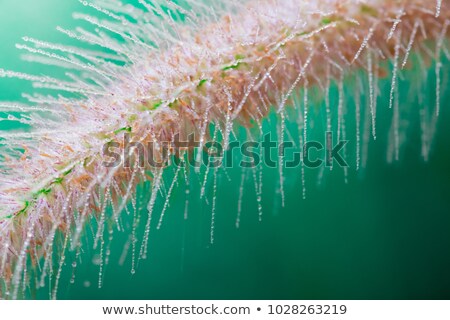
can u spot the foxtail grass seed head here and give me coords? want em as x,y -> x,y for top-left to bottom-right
0,0 -> 449,299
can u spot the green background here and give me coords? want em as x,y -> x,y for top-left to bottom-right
0,0 -> 450,299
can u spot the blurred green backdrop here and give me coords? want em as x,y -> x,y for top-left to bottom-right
0,0 -> 450,300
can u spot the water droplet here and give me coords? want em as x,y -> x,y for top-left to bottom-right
92,254 -> 101,265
